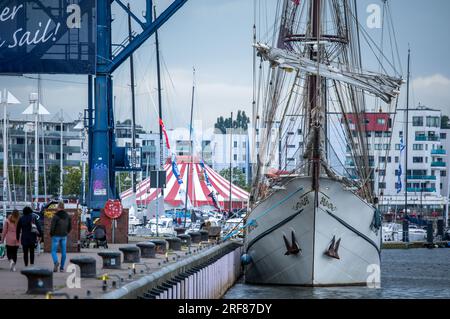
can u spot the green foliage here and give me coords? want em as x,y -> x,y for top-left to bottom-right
219,167 -> 249,191
214,110 -> 250,133
441,115 -> 450,129
46,165 -> 61,196
63,167 -> 82,196
116,172 -> 132,194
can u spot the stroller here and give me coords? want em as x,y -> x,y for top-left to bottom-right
81,220 -> 108,249
91,224 -> 108,249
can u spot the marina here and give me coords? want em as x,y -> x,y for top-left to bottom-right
0,0 -> 449,302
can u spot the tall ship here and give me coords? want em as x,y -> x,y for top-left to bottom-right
243,0 -> 403,285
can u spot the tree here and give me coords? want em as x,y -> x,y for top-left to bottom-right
46,165 -> 61,197
219,167 -> 249,191
441,115 -> 450,129
63,167 -> 82,197
214,110 -> 250,133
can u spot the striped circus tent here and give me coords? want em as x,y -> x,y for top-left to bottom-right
120,157 -> 249,210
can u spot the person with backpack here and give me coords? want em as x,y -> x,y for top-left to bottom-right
50,202 -> 72,272
16,206 -> 41,267
2,210 -> 20,271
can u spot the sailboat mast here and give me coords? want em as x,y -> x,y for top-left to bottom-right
154,6 -> 164,171
309,0 -> 322,192
59,109 -> 64,200
184,68 -> 195,226
2,89 -> 7,215
404,48 -> 411,216
128,2 -> 137,194
154,5 -> 164,236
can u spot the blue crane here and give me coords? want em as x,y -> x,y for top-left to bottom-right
88,0 -> 188,216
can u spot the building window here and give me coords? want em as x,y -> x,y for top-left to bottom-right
234,141 -> 237,148
242,142 -> 246,148
413,157 -> 423,163
379,157 -> 386,163
242,154 -> 246,161
387,156 -> 392,163
378,182 -> 386,189
440,133 -> 447,140
383,144 -> 390,150
233,154 -> 237,161
377,119 -> 386,125
366,132 -> 372,138
287,132 -> 295,136
395,157 -> 399,163
297,129 -> 302,135
378,170 -> 386,176
375,144 -> 382,150
287,145 -> 296,148
383,132 -> 392,138
413,144 -> 424,151
441,171 -> 446,177
426,116 -> 440,127
395,182 -> 401,189
412,116 -> 424,126
395,169 -> 401,176
395,144 -> 401,150
375,131 -> 382,137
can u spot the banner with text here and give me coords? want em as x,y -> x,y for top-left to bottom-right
0,0 -> 96,74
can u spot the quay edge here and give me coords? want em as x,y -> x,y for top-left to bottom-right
100,241 -> 243,299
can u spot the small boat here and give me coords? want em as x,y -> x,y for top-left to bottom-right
145,217 -> 176,237
382,223 -> 427,242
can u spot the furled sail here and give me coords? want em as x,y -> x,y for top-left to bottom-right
254,43 -> 403,104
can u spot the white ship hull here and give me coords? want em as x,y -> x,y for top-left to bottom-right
244,177 -> 381,286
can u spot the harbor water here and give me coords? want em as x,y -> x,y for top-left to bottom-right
224,249 -> 450,299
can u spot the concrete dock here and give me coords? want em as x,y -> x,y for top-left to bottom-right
0,237 -> 242,299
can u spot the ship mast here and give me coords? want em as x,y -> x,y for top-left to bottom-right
309,0 -> 323,194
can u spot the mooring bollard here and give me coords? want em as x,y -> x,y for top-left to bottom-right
177,234 -> 191,246
21,268 -> 53,295
149,239 -> 168,254
98,251 -> 122,269
199,230 -> 209,242
166,237 -> 182,251
136,242 -> 156,258
70,256 -> 97,278
188,231 -> 201,244
119,246 -> 141,263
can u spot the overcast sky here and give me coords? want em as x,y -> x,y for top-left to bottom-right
0,0 -> 449,132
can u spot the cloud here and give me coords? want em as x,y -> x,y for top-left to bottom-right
412,74 -> 450,114
129,67 -> 252,132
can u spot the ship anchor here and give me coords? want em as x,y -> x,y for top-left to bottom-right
283,230 -> 301,256
325,235 -> 341,260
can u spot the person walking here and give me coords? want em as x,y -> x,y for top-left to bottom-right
2,210 -> 20,271
16,207 -> 41,267
50,202 -> 72,272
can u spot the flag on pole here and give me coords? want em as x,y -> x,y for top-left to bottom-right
159,118 -> 171,150
199,160 -> 212,187
208,191 -> 221,211
396,137 -> 406,194
171,154 -> 183,184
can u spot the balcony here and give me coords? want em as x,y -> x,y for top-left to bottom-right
415,135 -> 426,141
431,149 -> 446,155
407,175 -> 436,181
415,135 -> 440,142
406,188 -> 437,193
431,161 -> 446,168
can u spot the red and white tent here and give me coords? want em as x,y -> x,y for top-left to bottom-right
120,157 -> 249,210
